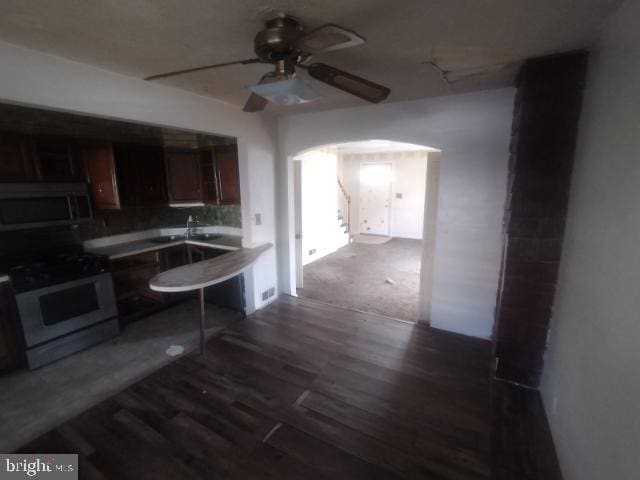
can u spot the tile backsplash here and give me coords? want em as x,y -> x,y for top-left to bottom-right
79,204 -> 241,240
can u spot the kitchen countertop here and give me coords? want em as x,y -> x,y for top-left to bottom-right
85,234 -> 243,260
149,243 -> 272,293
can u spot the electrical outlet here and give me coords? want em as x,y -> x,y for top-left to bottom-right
268,287 -> 275,298
255,213 -> 262,226
396,192 -> 403,199
308,248 -> 316,256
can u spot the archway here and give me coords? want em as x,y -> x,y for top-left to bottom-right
290,139 -> 440,323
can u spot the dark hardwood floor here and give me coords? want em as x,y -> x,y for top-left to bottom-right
19,295 -> 561,479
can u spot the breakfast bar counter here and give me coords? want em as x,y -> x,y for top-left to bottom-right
149,243 -> 272,354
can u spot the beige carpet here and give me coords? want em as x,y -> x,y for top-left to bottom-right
297,238 -> 422,322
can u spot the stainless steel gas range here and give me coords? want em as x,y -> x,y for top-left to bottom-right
0,185 -> 119,369
9,250 -> 119,369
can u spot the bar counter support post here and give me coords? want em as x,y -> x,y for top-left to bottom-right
199,288 -> 206,356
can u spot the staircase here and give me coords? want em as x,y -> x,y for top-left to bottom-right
337,178 -> 352,247
336,210 -> 350,247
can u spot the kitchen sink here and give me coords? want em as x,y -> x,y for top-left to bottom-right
150,235 -> 185,244
189,233 -> 222,241
149,233 -> 222,244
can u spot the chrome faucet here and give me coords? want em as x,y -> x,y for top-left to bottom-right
186,215 -> 199,238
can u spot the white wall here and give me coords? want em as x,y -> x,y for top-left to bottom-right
296,147 -> 340,265
278,88 -> 515,338
341,150 -> 428,239
541,1 -> 640,478
0,40 -> 278,313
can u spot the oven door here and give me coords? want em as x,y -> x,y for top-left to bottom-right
15,273 -> 118,347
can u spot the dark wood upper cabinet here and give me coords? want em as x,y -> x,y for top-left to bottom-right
115,144 -> 166,206
134,145 -> 167,204
200,144 -> 241,205
200,149 -> 218,204
0,133 -> 35,182
32,136 -> 84,182
165,150 -> 203,204
83,143 -> 121,210
215,144 -> 241,204
0,134 -> 84,183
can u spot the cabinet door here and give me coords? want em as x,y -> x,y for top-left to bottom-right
165,150 -> 202,203
199,149 -> 218,204
84,143 -> 121,210
33,136 -> 83,182
0,134 -> 35,182
0,283 -> 21,372
110,251 -> 165,324
161,245 -> 189,271
214,145 -> 241,204
116,144 -> 166,206
135,145 -> 166,204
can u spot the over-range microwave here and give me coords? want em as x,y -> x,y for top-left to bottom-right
0,183 -> 92,231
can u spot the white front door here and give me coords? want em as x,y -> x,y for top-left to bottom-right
359,162 -> 392,236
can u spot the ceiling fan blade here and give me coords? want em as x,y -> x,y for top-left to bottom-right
145,58 -> 261,81
306,63 -> 390,103
243,93 -> 268,112
298,24 -> 365,53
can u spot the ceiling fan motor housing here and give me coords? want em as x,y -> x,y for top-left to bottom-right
254,17 -> 304,62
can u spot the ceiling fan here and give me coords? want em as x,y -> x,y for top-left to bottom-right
144,16 -> 391,112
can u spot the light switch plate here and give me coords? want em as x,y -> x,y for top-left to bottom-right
255,213 -> 262,225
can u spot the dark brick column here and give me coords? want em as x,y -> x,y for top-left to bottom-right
493,51 -> 589,387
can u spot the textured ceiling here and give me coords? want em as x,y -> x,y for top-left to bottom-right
0,0 -> 622,115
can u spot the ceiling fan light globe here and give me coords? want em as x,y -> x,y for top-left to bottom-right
247,78 -> 320,105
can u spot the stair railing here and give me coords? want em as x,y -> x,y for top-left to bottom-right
337,177 -> 351,236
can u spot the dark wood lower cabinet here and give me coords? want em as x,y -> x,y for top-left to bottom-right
110,251 -> 166,325
112,245 -> 245,324
161,245 -> 189,270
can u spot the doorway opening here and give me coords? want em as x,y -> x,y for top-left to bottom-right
293,140 -> 441,323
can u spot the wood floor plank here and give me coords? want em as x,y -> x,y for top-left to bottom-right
266,423 -> 401,480
492,381 -> 563,479
299,390 -> 490,479
16,295 -> 561,480
229,442 -> 333,480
